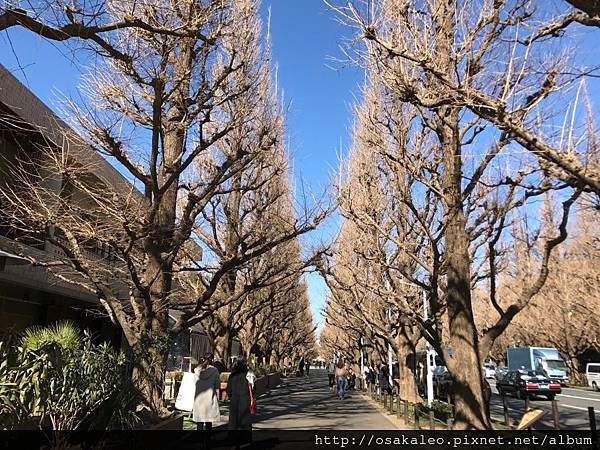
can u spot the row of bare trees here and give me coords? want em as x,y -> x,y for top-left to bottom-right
476,205 -> 600,382
0,0 -> 321,417
322,0 -> 599,429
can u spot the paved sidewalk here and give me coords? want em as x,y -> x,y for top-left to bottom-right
252,369 -> 398,430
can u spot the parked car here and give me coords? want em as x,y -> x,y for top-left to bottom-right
496,370 -> 561,400
586,363 -> 600,392
495,366 -> 509,382
483,362 -> 496,378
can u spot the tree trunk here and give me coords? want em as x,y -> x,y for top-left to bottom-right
130,335 -> 171,418
445,213 -> 489,428
569,356 -> 583,384
214,330 -> 233,369
396,332 -> 421,404
440,108 -> 490,429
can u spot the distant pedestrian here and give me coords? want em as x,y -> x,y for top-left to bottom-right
305,358 -> 310,376
347,368 -> 356,390
335,360 -> 347,400
327,361 -> 336,391
369,364 -> 378,390
299,357 -> 305,377
363,365 -> 371,391
379,364 -> 392,395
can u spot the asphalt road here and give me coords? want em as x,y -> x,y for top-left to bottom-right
488,379 -> 600,429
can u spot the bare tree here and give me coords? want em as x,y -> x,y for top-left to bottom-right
326,0 -> 596,428
1,0 -> 326,416
321,79 -> 432,402
477,203 -> 600,382
332,0 -> 600,194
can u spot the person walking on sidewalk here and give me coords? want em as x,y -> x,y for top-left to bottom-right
335,360 -> 347,400
193,354 -> 220,446
379,363 -> 392,395
347,367 -> 356,391
227,356 -> 253,430
227,356 -> 254,448
327,361 -> 336,392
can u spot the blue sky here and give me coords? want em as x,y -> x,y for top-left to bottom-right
0,0 -> 359,332
266,1 -> 361,332
4,2 -> 597,336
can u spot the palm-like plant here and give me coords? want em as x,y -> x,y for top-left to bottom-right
21,321 -> 81,354
1,322 -> 141,430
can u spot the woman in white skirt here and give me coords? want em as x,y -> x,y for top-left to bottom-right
193,354 -> 221,437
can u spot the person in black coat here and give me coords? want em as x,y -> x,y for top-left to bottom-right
226,357 -> 253,431
368,364 -> 377,386
347,368 -> 357,390
379,364 -> 392,395
226,357 -> 253,449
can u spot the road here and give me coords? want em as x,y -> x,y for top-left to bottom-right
488,379 -> 600,429
251,369 -> 398,430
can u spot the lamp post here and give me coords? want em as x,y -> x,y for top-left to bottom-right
422,290 -> 434,407
387,305 -> 393,387
359,337 -> 364,380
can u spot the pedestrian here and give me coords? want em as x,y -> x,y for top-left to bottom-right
226,356 -> 254,448
379,363 -> 392,395
335,360 -> 347,400
305,358 -> 310,376
369,364 -> 378,392
347,368 -> 356,391
246,359 -> 256,397
362,365 -> 370,391
327,361 -> 336,392
193,354 -> 220,446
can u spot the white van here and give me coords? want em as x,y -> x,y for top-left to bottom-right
586,363 -> 600,391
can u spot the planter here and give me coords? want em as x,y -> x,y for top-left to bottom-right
219,371 -> 280,399
267,372 -> 281,389
254,376 -> 268,396
13,415 -> 49,430
148,414 -> 184,430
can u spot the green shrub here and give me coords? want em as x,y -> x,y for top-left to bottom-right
0,337 -> 48,429
248,355 -> 258,371
219,372 -> 230,383
1,321 -> 141,430
254,366 -> 268,378
417,400 -> 453,422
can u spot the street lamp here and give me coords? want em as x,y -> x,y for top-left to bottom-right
422,290 -> 434,408
386,305 -> 394,388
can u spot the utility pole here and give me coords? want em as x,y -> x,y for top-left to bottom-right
423,290 -> 434,407
360,337 -> 364,380
387,305 -> 393,387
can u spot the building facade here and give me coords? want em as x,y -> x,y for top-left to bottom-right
0,64 -> 244,370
